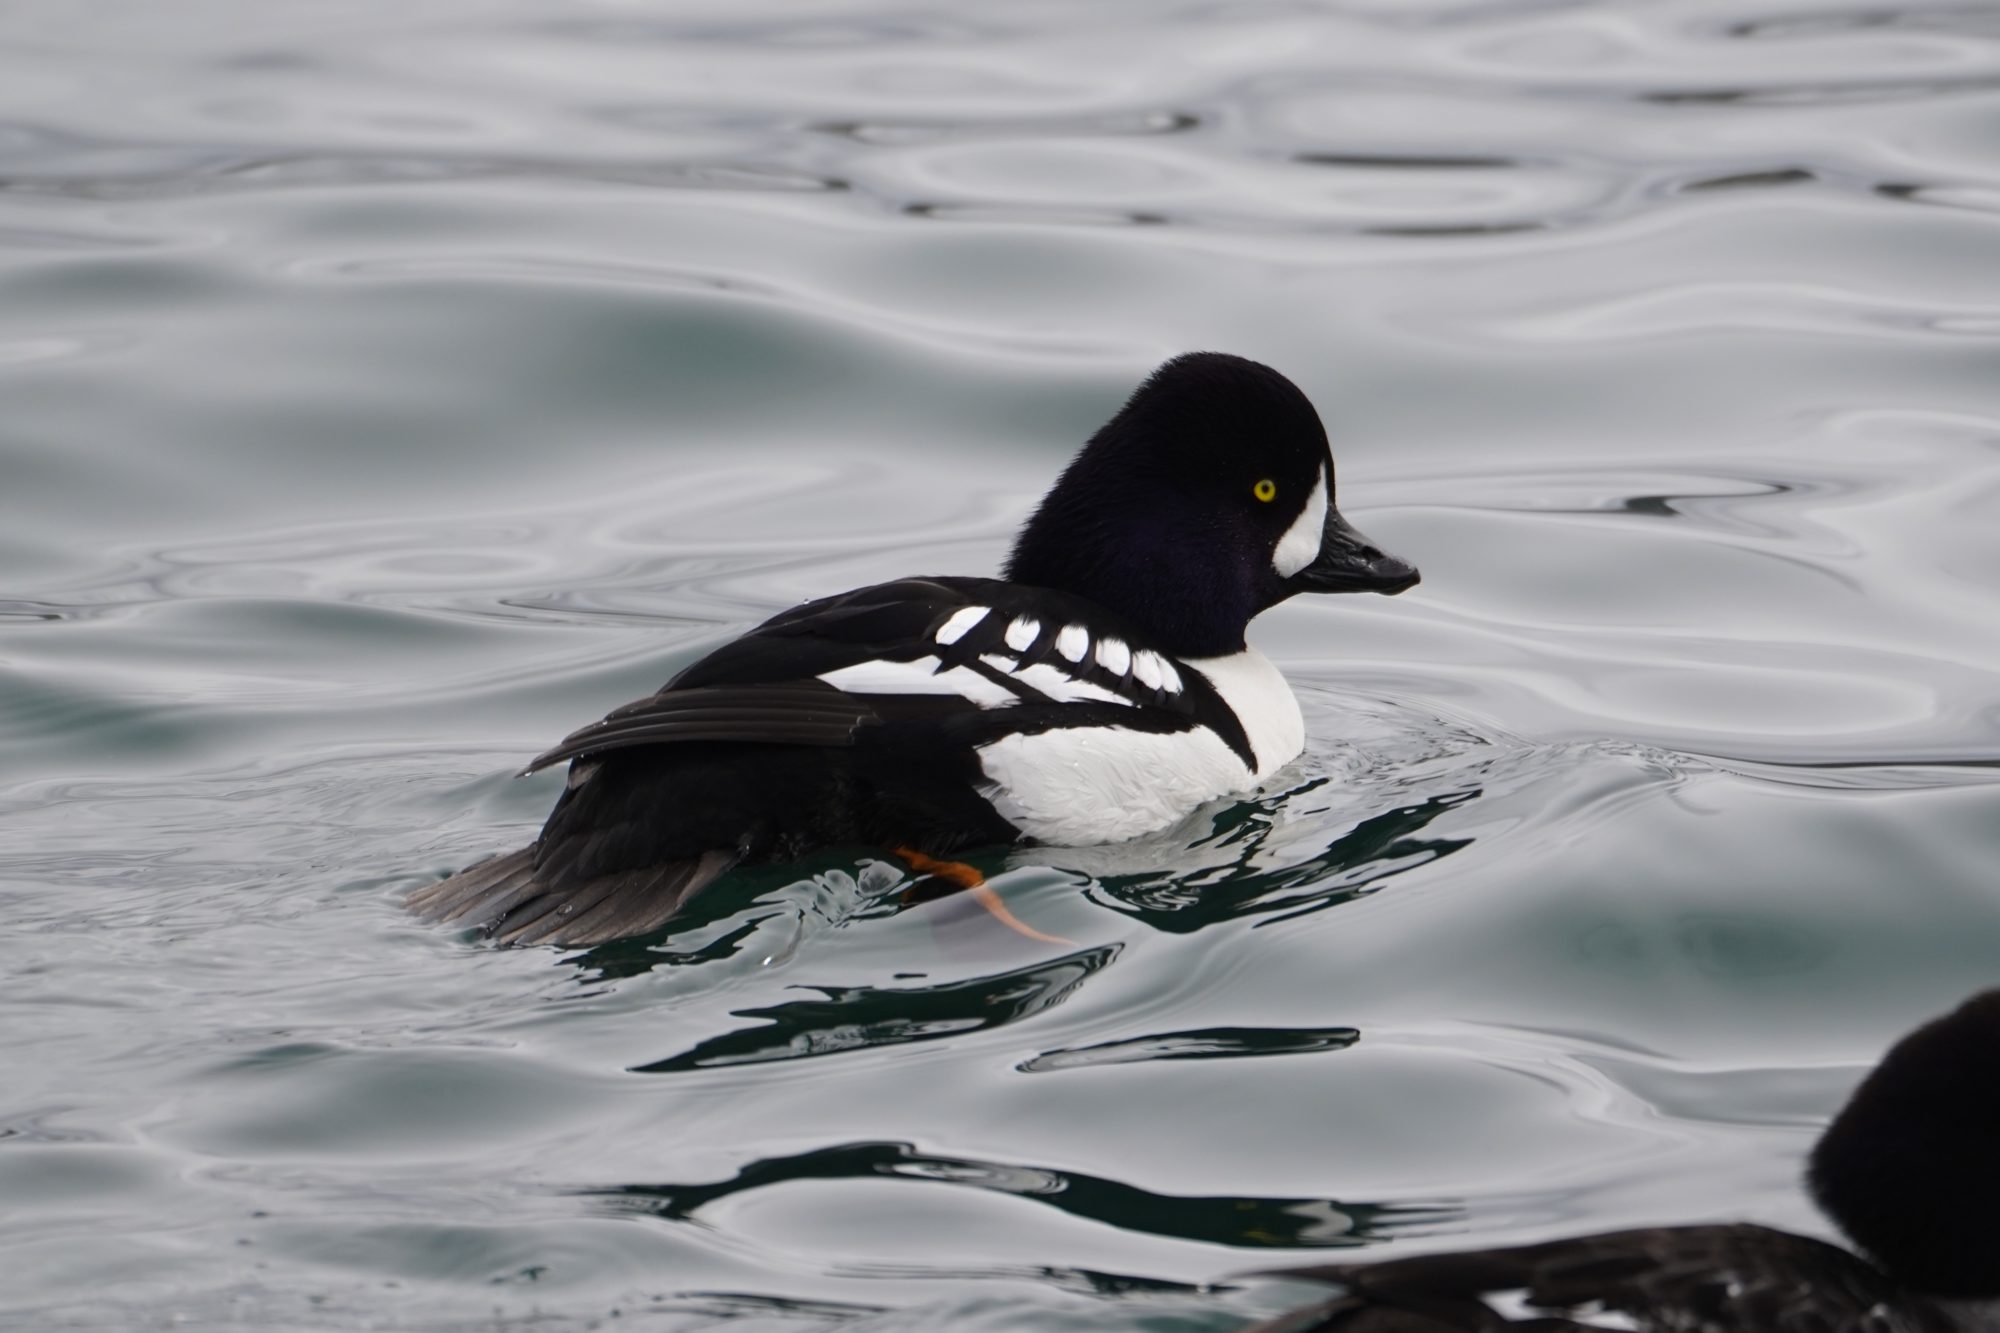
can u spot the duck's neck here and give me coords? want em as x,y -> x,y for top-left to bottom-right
1005,492 -> 1257,659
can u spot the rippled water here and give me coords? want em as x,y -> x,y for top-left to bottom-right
4,1 -> 1999,1328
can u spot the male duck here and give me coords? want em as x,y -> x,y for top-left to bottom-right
409,352 -> 1418,946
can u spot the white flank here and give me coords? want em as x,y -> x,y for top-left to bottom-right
977,726 -> 1253,844
1131,650 -> 1165,692
1009,662 -> 1133,707
1054,624 -> 1089,663
820,656 -> 1016,708
1004,615 -> 1040,652
933,605 -> 989,646
1184,646 -> 1304,778
1271,464 -> 1329,579
1094,637 -> 1132,677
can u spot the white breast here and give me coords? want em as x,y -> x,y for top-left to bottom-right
973,645 -> 1304,845
1184,646 -> 1304,779
975,725 -> 1254,845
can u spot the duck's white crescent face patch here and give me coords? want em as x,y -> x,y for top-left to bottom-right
1271,464 -> 1329,578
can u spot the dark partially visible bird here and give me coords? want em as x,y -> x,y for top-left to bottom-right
1238,989 -> 2000,1333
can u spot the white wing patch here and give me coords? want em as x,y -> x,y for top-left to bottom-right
978,725 -> 1253,844
1184,647 -> 1303,778
977,655 -> 1132,707
1094,637 -> 1132,677
1010,663 -> 1133,707
1272,464 -> 1329,579
880,607 -> 1187,710
820,656 -> 1017,708
934,605 -> 989,646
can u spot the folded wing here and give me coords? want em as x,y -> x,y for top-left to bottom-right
519,682 -> 879,775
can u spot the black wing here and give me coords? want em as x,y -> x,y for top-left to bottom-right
667,577 -> 999,688
673,575 -> 1198,710
513,578 -> 1010,775
525,575 -> 1219,772
1240,1226 -> 1938,1333
519,682 -> 879,775
412,576 -> 1227,947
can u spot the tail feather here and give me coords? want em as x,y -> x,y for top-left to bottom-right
406,848 -> 536,922
560,851 -> 740,943
442,872 -> 545,927
488,863 -> 628,945
406,845 -> 738,948
517,869 -> 660,946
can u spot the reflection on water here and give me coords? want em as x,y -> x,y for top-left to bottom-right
3,0 -> 2000,1329
600,1140 -> 1457,1252
1086,789 -> 1480,933
1019,1025 -> 1361,1073
633,946 -> 1122,1073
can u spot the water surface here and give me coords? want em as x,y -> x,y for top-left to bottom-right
4,1 -> 2000,1329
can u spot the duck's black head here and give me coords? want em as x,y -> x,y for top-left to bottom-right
1809,988 -> 2000,1299
1005,352 -> 1418,658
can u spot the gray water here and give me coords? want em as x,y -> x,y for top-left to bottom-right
4,1 -> 2000,1328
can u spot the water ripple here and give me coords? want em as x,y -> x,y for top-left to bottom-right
597,1140 -> 1457,1252
1020,1025 -> 1361,1073
632,946 -> 1120,1073
7,0 -> 2000,1327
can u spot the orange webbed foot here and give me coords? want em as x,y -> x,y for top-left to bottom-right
893,847 -> 1075,947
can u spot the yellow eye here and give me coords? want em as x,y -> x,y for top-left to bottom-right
1253,478 -> 1277,503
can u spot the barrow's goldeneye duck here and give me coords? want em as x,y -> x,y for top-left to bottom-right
408,351 -> 1418,947
1237,989 -> 2000,1333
